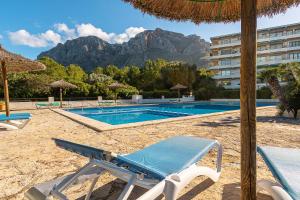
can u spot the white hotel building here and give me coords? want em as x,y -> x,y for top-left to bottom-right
209,22 -> 300,89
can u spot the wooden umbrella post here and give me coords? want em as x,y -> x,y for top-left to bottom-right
240,0 -> 257,199
1,61 -> 10,116
60,88 -> 63,108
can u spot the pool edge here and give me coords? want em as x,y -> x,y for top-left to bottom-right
52,106 -> 276,132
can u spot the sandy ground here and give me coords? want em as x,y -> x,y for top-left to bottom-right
0,107 -> 299,200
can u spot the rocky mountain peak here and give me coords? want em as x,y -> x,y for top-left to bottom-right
38,28 -> 210,72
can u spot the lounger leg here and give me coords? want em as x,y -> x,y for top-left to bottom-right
257,179 -> 293,200
84,177 -> 99,200
52,161 -> 102,199
117,175 -> 137,200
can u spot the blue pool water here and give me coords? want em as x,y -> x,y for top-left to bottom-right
67,102 -> 275,125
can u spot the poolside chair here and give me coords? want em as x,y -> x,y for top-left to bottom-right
257,146 -> 300,200
26,136 -> 222,200
35,102 -> 61,109
0,113 -> 32,130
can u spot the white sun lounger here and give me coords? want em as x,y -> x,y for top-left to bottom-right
0,113 -> 32,130
26,136 -> 222,200
257,146 -> 300,200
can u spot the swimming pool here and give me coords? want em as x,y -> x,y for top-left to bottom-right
66,102 -> 275,125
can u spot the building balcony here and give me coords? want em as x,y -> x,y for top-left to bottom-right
258,45 -> 300,55
211,32 -> 300,49
209,52 -> 241,60
209,63 -> 240,70
213,73 -> 240,80
209,58 -> 300,70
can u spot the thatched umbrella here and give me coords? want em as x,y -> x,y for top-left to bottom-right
170,83 -> 187,100
0,45 -> 46,116
50,80 -> 77,108
108,82 -> 126,103
123,0 -> 300,199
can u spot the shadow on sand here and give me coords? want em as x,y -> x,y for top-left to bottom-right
77,178 -> 214,200
222,182 -> 272,200
196,115 -> 299,128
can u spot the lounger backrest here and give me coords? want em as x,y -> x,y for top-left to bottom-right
53,139 -> 113,161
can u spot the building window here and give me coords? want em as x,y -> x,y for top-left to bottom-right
270,43 -> 283,50
257,56 -> 267,63
294,29 -> 300,34
258,32 -> 267,39
220,59 -> 231,65
220,49 -> 232,55
270,31 -> 283,38
270,55 -> 282,61
289,41 -> 300,47
218,70 -> 231,76
258,45 -> 268,51
221,39 -> 231,45
289,52 -> 300,60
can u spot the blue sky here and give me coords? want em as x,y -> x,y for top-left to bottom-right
0,0 -> 300,59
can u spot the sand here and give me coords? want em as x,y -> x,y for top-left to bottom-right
0,107 -> 299,200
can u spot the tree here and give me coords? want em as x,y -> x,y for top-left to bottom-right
38,57 -> 67,79
66,64 -> 87,82
126,66 -> 141,87
161,62 -> 196,91
193,68 -> 221,100
259,67 -> 290,112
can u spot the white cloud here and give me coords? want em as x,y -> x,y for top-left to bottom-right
9,30 -> 48,47
76,23 -> 114,42
112,27 -> 145,43
41,30 -> 61,44
8,23 -> 146,47
54,23 -> 76,39
8,29 -> 61,47
125,27 -> 145,38
0,34 -> 3,39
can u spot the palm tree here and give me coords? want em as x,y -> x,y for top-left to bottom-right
259,67 -> 290,112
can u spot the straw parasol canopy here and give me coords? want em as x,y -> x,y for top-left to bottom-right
0,45 -> 46,116
123,1 -> 300,199
50,80 -> 77,89
123,0 -> 300,24
50,80 -> 77,108
170,83 -> 187,90
171,83 -> 187,100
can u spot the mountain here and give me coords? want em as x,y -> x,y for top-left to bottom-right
38,28 -> 210,72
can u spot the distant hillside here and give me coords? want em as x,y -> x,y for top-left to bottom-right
38,28 -> 210,71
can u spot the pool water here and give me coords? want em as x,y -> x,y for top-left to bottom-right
67,102 -> 275,125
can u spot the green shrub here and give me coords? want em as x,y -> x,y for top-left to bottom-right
257,87 -> 272,99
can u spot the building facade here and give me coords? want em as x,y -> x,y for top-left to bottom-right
209,22 -> 300,89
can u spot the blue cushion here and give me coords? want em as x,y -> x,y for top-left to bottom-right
258,146 -> 300,200
0,113 -> 31,121
117,136 -> 218,180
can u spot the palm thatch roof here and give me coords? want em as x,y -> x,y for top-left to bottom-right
0,45 -> 46,72
50,80 -> 77,89
170,83 -> 187,90
123,0 -> 300,23
108,82 -> 126,89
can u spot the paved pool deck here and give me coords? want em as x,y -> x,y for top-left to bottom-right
0,107 -> 299,199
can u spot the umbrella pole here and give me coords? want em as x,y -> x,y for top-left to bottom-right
60,88 -> 63,108
1,61 -> 10,116
178,89 -> 180,102
240,0 -> 257,199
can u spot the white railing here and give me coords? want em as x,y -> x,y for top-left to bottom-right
211,33 -> 300,49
